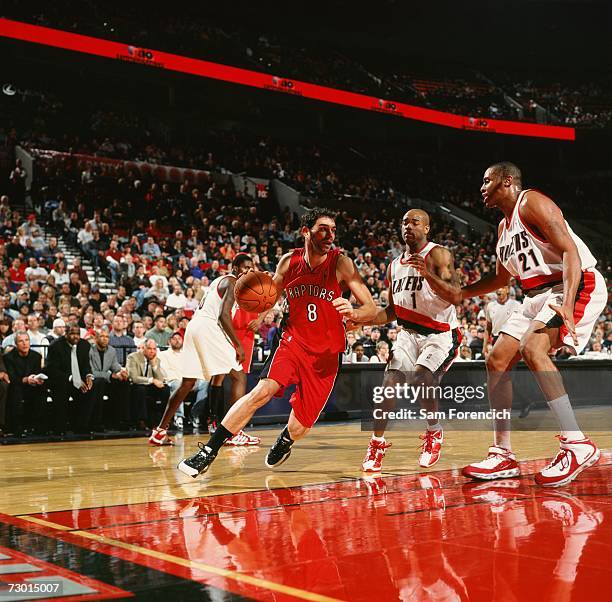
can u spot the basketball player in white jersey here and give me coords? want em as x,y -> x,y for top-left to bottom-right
358,209 -> 462,471
461,162 -> 606,487
149,253 -> 260,447
484,287 -> 522,348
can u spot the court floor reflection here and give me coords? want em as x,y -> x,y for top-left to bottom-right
31,453 -> 612,601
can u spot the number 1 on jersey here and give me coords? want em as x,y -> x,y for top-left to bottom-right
307,303 -> 318,322
411,291 -> 417,309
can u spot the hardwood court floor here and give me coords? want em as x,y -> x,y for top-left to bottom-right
0,409 -> 611,600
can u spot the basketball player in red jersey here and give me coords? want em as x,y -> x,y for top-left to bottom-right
354,209 -> 462,472
461,162 -> 606,487
224,305 -> 262,446
178,208 -> 377,477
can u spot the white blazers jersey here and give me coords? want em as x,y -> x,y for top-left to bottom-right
390,242 -> 458,335
497,190 -> 596,291
181,272 -> 242,379
192,274 -> 236,321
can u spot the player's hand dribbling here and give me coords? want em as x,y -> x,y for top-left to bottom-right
406,254 -> 427,275
548,303 -> 579,346
333,297 -> 355,319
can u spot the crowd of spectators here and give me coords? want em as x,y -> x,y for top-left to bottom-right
7,81 -> 611,245
1,63 -> 611,440
0,141 -> 609,440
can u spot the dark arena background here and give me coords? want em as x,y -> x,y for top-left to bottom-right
0,1 -> 611,600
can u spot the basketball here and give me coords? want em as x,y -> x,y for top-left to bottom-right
235,271 -> 277,313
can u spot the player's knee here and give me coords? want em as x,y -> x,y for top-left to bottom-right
486,347 -> 510,372
246,381 -> 275,408
519,337 -> 539,364
232,370 -> 246,385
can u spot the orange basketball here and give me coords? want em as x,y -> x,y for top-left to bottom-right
235,271 -> 277,313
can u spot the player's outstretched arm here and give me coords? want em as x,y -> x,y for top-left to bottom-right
407,246 -> 461,305
461,258 -> 511,300
520,190 -> 581,343
270,252 -> 292,304
333,255 -> 377,323
354,264 -> 396,327
247,252 -> 293,325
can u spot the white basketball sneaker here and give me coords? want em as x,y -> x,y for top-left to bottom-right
535,436 -> 600,487
462,446 -> 520,480
362,438 -> 392,472
224,430 -> 261,446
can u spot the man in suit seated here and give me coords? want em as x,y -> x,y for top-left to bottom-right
126,338 -> 169,430
2,333 -> 37,435
46,325 -> 94,435
89,328 -> 130,431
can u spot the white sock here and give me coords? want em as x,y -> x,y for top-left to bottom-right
494,417 -> 512,451
427,422 -> 442,432
372,435 -> 385,442
547,394 -> 584,441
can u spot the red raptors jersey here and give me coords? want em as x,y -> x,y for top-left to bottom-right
283,248 -> 345,354
232,305 -> 259,372
232,305 -> 258,339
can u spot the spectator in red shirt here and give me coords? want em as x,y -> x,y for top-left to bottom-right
257,311 -> 278,352
9,258 -> 26,290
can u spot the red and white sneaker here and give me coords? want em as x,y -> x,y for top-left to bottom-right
224,430 -> 261,446
148,427 -> 174,446
535,436 -> 600,487
362,438 -> 392,472
419,429 -> 443,468
462,446 -> 520,480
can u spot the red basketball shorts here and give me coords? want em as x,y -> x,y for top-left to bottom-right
261,336 -> 341,428
237,330 -> 255,373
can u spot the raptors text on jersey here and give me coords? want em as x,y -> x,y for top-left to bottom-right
282,248 -> 346,354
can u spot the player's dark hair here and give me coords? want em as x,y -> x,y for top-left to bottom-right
300,207 -> 337,230
233,253 -> 252,269
489,161 -> 522,187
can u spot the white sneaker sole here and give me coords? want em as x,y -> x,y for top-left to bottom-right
362,465 -> 383,473
538,448 -> 601,488
225,439 -> 261,447
177,460 -> 208,478
265,449 -> 291,469
419,454 -> 441,469
465,467 -> 521,480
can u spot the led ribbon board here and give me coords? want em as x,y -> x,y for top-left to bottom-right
0,18 -> 575,141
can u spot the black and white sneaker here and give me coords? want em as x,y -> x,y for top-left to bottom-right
177,443 -> 217,478
265,430 -> 294,468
